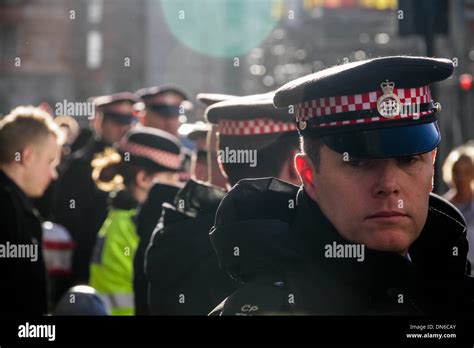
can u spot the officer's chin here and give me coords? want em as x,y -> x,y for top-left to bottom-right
28,185 -> 47,198
363,228 -> 415,255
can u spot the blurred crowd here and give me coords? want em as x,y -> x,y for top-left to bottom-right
0,84 -> 301,315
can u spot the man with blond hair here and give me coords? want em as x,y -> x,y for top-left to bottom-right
0,106 -> 63,315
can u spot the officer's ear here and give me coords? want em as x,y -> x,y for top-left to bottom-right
92,112 -> 103,133
279,150 -> 302,186
295,153 -> 317,191
137,110 -> 146,125
135,169 -> 154,190
431,148 -> 437,165
19,144 -> 35,167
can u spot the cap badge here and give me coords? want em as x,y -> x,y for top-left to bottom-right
377,80 -> 401,119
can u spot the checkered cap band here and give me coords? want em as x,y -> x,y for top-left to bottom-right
118,140 -> 182,170
296,85 -> 433,128
218,118 -> 297,136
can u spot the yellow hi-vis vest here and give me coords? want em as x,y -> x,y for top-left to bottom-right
90,208 -> 138,315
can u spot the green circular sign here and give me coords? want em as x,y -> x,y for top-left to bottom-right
161,0 -> 280,58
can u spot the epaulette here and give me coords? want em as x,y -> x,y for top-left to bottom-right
174,179 -> 226,218
209,278 -> 291,316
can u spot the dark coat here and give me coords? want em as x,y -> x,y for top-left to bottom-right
146,180 -> 238,315
210,178 -> 474,316
31,130 -> 92,222
0,170 -> 48,315
133,183 -> 180,315
53,137 -> 109,285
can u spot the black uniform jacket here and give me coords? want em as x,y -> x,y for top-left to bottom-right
146,179 -> 238,315
209,177 -> 474,315
133,182 -> 180,315
0,170 -> 48,315
53,137 -> 108,285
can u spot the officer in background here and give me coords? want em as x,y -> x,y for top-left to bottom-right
90,127 -> 183,315
132,178 -> 183,315
135,84 -> 196,183
185,122 -> 211,182
135,85 -> 193,147
196,93 -> 238,188
132,93 -> 233,315
145,92 -> 301,315
0,106 -> 63,314
210,56 -> 474,315
54,92 -> 139,287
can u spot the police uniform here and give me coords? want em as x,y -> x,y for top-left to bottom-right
145,179 -> 236,315
209,56 -> 474,316
144,93 -> 239,315
145,93 -> 302,315
54,92 -> 139,286
133,182 -> 181,315
132,87 -> 194,315
90,127 -> 183,315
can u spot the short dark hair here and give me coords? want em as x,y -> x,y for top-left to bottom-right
218,131 -> 299,186
299,133 -> 323,170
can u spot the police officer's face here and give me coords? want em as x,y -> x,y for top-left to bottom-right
100,118 -> 133,145
143,112 -> 180,137
98,102 -> 136,145
298,145 -> 434,255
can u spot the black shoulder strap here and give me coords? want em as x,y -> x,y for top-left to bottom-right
210,278 -> 291,316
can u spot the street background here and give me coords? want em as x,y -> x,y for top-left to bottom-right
1,0 -> 473,192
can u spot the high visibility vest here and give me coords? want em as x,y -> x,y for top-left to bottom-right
89,208 -> 138,315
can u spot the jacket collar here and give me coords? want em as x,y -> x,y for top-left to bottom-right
293,188 -> 468,285
293,189 -> 425,291
75,136 -> 108,159
0,169 -> 39,219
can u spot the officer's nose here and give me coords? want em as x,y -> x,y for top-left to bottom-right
371,159 -> 401,197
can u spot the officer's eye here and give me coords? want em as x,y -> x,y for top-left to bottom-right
397,156 -> 420,165
346,159 -> 372,167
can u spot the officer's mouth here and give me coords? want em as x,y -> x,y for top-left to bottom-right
366,211 -> 409,221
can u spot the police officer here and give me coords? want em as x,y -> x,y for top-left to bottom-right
145,92 -> 302,315
210,56 -> 474,315
185,122 -> 211,182
89,127 -> 183,315
135,85 -> 193,146
54,92 -> 139,286
132,180 -> 182,315
132,93 -> 233,315
135,84 -> 194,179
197,93 -> 239,189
